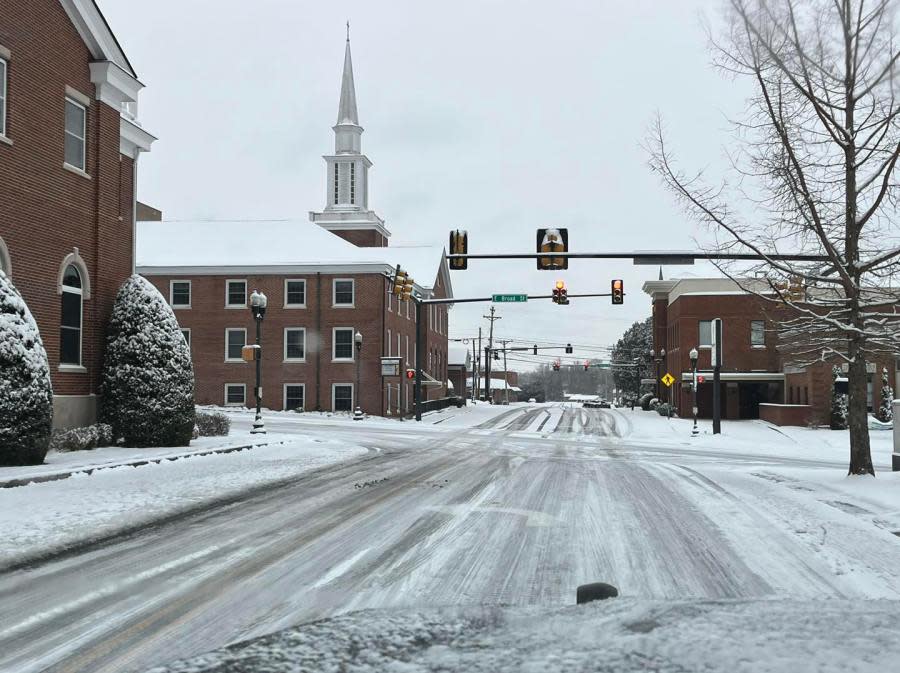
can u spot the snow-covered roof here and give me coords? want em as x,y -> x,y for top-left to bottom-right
465,377 -> 521,393
136,220 -> 448,294
448,345 -> 470,367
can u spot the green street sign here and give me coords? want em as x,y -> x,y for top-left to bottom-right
492,294 -> 528,303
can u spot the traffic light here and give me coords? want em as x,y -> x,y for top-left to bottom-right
611,279 -> 624,305
583,360 -> 590,371
401,274 -> 415,302
392,266 -> 407,296
406,368 -> 415,380
536,228 -> 568,270
533,344 -> 538,355
553,280 -> 569,305
449,230 -> 468,270
493,350 -> 500,361
565,343 -> 573,354
552,360 -> 561,371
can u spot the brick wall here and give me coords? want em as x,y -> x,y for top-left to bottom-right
145,269 -> 449,417
329,229 -> 387,248
0,0 -> 135,421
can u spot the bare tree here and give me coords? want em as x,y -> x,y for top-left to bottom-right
649,0 -> 900,475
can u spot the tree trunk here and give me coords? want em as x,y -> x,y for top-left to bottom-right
847,340 -> 874,476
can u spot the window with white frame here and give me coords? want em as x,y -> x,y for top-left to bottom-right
405,335 -> 409,365
64,97 -> 86,171
170,280 -> 191,308
698,320 -> 712,347
285,279 -> 306,307
387,329 -> 392,356
284,327 -> 306,361
226,279 -> 247,307
180,328 -> 191,347
397,332 -> 401,361
333,327 -> 354,360
750,320 -> 766,347
284,384 -> 305,411
333,279 -> 354,306
332,383 -> 353,412
60,264 -> 82,366
387,284 -> 392,312
225,328 -> 246,361
225,384 -> 246,406
0,57 -> 7,138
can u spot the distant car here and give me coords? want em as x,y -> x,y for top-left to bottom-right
528,398 -> 537,403
598,400 -> 611,409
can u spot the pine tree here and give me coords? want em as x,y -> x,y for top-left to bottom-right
878,367 -> 893,424
830,366 -> 848,431
0,271 -> 53,465
101,275 -> 194,447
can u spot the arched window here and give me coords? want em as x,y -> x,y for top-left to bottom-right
0,236 -> 10,277
60,264 -> 83,366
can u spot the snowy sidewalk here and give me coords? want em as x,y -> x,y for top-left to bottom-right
0,434 -> 368,570
0,436 -> 271,489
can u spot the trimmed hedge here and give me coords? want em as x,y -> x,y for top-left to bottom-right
195,409 -> 230,437
50,424 -> 114,453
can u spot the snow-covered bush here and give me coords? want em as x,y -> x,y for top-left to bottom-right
49,423 -> 113,453
877,367 -> 893,423
101,275 -> 195,447
656,402 -> 676,417
830,366 -> 848,430
639,393 -> 655,411
195,409 -> 230,437
649,397 -> 661,411
0,271 -> 53,465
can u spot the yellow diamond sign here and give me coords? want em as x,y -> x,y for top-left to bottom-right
661,372 -> 675,387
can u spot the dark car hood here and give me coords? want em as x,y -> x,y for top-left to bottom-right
146,598 -> 900,673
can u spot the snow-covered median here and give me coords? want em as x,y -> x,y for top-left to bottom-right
0,434 -> 367,569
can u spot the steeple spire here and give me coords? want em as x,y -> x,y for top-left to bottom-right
336,30 -> 359,126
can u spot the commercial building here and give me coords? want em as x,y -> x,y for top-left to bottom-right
0,0 -> 154,427
643,277 -> 897,426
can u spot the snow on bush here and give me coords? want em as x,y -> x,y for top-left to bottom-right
0,270 -> 53,465
101,275 -> 195,447
195,409 -> 230,437
49,423 -> 113,453
877,367 -> 893,423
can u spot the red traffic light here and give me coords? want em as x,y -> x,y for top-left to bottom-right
406,369 -> 415,380
696,375 -> 705,384
583,360 -> 589,371
611,279 -> 624,305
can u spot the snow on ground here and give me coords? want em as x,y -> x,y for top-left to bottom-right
0,434 -> 367,569
148,600 -> 900,673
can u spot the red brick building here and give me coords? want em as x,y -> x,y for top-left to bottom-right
0,0 -> 154,427
137,37 -> 451,416
643,278 -> 897,425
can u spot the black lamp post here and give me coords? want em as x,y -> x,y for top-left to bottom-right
249,289 -> 267,435
354,330 -> 363,419
689,347 -> 699,437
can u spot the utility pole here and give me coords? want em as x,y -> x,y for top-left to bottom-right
483,307 -> 500,404
476,327 -> 482,401
502,341 -> 510,405
471,337 -> 478,404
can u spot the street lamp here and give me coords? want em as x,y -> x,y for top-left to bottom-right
689,347 -> 699,437
650,348 -> 666,400
354,330 -> 363,419
249,289 -> 267,435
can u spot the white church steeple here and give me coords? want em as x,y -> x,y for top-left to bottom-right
310,28 -> 390,247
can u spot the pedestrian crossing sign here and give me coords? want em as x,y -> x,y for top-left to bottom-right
661,373 -> 675,387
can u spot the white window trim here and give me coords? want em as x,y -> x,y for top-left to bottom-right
387,329 -> 392,356
332,278 -> 355,308
284,278 -> 307,308
332,326 -> 355,362
331,382 -> 354,412
283,327 -> 306,362
224,383 -> 246,406
225,327 -> 247,362
0,235 -> 10,277
60,268 -> 83,368
170,280 -> 191,308
283,383 -> 306,411
64,96 -> 87,173
0,56 -> 7,141
225,279 -> 247,308
180,328 -> 191,347
750,321 -> 766,348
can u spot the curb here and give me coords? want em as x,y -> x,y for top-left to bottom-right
0,441 -> 269,489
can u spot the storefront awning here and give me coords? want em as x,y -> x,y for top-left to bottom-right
680,372 -> 785,382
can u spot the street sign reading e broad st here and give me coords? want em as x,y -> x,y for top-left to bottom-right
492,294 -> 528,303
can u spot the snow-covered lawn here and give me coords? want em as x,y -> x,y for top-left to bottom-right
0,434 -> 367,569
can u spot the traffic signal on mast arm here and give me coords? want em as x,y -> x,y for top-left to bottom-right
552,280 -> 569,305
584,360 -> 590,371
449,230 -> 468,270
401,273 -> 415,302
392,266 -> 407,296
533,344 -> 538,355
565,343 -> 573,354
406,368 -> 415,380
611,279 -> 624,305
552,360 -> 561,371
536,228 -> 569,270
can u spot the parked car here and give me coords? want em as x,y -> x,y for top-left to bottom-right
528,398 -> 537,403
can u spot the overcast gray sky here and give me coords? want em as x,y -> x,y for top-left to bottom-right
100,0 -> 751,369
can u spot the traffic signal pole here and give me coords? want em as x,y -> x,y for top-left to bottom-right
414,297 -> 424,421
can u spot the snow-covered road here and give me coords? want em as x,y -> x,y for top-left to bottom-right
2,404 -> 899,673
